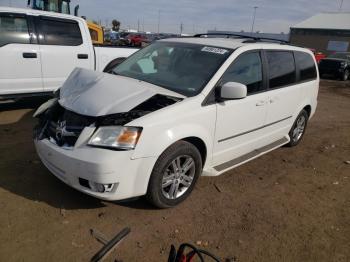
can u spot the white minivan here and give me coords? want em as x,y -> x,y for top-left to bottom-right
34,35 -> 319,208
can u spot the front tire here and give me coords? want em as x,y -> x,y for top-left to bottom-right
287,109 -> 309,147
146,141 -> 202,208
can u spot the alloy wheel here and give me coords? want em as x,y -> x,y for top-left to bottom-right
161,155 -> 195,200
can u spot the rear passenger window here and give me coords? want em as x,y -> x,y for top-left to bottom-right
0,14 -> 30,47
266,51 -> 296,88
38,17 -> 82,46
220,52 -> 264,94
295,51 -> 317,81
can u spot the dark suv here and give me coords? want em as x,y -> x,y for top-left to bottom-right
319,52 -> 350,81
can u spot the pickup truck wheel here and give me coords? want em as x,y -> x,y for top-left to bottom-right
146,141 -> 202,208
286,109 -> 309,147
342,69 -> 349,81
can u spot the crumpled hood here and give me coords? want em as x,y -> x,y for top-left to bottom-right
59,68 -> 183,116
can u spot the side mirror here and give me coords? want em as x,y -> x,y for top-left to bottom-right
219,82 -> 247,100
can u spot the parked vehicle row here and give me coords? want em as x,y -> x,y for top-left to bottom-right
318,52 -> 350,81
0,7 -> 138,99
34,35 -> 319,208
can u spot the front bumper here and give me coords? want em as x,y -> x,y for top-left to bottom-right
34,138 -> 157,201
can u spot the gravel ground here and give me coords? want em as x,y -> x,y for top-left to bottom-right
0,80 -> 349,262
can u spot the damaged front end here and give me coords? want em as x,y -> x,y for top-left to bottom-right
34,94 -> 182,149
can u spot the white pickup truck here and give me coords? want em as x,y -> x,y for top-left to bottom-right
0,7 -> 138,99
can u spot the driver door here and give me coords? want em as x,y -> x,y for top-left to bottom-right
212,51 -> 269,168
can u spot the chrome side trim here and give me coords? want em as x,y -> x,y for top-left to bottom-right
218,116 -> 292,143
214,137 -> 289,172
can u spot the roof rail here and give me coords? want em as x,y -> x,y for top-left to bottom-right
193,33 -> 289,44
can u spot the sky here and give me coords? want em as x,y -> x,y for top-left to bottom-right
1,0 -> 350,34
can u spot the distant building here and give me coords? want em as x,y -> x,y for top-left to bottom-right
290,12 -> 350,55
207,30 -> 289,42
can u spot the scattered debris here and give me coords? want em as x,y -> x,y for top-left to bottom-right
90,227 -> 130,262
60,208 -> 66,217
162,216 -> 167,220
333,181 -> 339,185
62,220 -> 69,225
72,241 -> 84,248
214,183 -> 222,193
137,241 -> 143,248
98,212 -> 105,218
344,160 -> 350,165
196,240 -> 202,246
225,256 -> 238,262
174,229 -> 179,234
203,241 -> 209,247
90,229 -> 108,245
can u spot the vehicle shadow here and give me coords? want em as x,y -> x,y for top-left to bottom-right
0,98 -> 156,210
0,98 -> 106,210
0,96 -> 51,111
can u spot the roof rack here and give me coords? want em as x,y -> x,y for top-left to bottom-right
193,33 -> 289,44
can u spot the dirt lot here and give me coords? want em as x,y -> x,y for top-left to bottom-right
0,80 -> 349,262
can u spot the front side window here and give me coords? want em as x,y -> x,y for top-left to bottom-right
266,51 -> 296,88
113,42 -> 232,96
220,52 -> 264,94
0,14 -> 30,47
295,51 -> 317,82
38,17 -> 82,46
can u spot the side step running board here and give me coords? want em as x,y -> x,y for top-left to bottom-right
214,137 -> 289,172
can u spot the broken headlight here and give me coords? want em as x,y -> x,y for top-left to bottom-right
88,126 -> 142,150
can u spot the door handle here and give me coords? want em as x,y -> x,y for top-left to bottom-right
256,100 -> 266,106
23,52 -> 37,58
77,54 -> 88,59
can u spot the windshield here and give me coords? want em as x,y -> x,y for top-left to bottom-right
328,53 -> 350,60
112,42 -> 232,96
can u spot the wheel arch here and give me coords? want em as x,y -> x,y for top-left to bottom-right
181,136 -> 207,167
303,105 -> 312,116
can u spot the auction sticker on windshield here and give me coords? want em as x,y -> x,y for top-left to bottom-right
201,46 -> 228,55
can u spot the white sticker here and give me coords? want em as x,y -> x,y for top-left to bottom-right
201,46 -> 228,55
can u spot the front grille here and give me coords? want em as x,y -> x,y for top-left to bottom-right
39,104 -> 96,147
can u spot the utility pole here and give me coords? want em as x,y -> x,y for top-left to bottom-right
157,10 -> 161,34
339,0 -> 344,11
180,23 -> 183,35
137,19 -> 140,32
251,6 -> 258,33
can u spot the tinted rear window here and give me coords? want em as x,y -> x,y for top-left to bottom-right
266,51 -> 296,88
0,14 -> 30,46
38,17 -> 82,46
295,51 -> 317,81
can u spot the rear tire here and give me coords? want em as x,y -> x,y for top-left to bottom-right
146,141 -> 202,208
286,109 -> 309,147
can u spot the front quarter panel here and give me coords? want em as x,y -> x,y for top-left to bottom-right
129,94 -> 216,169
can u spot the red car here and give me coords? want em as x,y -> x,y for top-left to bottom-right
127,33 -> 148,47
310,48 -> 326,63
